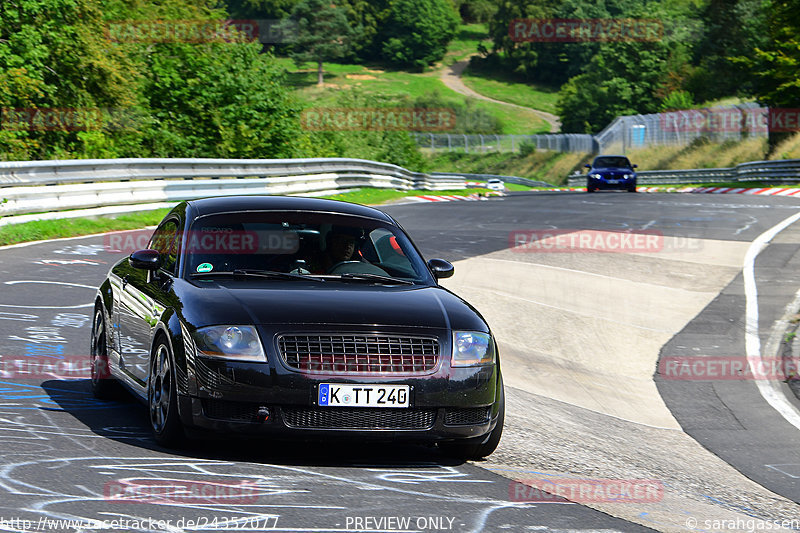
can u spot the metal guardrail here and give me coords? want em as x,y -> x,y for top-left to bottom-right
430,172 -> 551,188
566,159 -> 800,187
0,158 -> 465,219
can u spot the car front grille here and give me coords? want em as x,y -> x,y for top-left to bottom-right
444,407 -> 491,426
282,407 -> 436,430
278,334 -> 439,374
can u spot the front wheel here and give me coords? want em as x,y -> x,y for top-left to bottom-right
90,306 -> 117,399
627,186 -> 637,193
148,338 -> 184,447
440,383 -> 505,461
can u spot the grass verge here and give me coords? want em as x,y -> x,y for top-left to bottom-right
277,24 -> 549,135
461,65 -> 560,114
0,210 -> 171,247
425,150 -> 591,185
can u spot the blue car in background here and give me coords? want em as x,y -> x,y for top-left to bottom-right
585,155 -> 637,193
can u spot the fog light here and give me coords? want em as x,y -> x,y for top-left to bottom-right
257,406 -> 270,422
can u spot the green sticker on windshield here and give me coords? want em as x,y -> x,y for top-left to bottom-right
196,263 -> 213,273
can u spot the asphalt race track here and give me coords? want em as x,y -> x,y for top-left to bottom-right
0,191 -> 799,532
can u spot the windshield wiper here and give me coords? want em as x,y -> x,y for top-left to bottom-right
336,272 -> 415,285
191,269 -> 325,282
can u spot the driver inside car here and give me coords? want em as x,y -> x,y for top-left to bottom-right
309,228 -> 365,273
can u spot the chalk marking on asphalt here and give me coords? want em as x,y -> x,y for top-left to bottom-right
744,211 -> 800,431
4,280 -> 95,289
0,281 -> 95,309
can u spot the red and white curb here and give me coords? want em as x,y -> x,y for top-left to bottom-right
547,186 -> 800,196
410,192 -> 505,203
405,186 -> 800,201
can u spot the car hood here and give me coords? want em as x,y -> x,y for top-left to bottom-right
176,280 -> 488,331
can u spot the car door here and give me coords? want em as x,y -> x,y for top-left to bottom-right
116,217 -> 181,386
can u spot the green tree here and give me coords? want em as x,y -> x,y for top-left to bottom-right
734,0 -> 800,149
281,0 -> 357,85
0,0 -> 138,159
379,0 -> 460,69
739,0 -> 800,107
225,0 -> 300,19
689,0 -> 768,103
452,0 -> 498,23
335,0 -> 391,62
300,90 -> 427,170
557,39 -> 683,132
138,41 -> 303,158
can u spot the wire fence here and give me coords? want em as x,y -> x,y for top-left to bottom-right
412,133 -> 596,154
595,104 -> 767,154
414,104 -> 770,155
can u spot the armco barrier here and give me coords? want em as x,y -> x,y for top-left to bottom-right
0,158 -> 465,219
430,172 -> 551,188
566,159 -> 800,187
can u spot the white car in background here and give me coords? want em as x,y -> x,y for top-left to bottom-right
486,178 -> 505,191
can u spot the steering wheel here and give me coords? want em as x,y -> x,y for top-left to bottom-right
326,261 -> 363,274
327,261 -> 390,276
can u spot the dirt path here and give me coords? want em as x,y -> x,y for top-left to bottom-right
440,59 -> 561,133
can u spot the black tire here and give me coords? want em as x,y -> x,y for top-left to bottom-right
148,337 -> 184,447
586,187 -> 595,193
440,382 -> 505,461
90,306 -> 118,399
627,186 -> 637,193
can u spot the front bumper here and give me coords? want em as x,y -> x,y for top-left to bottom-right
179,395 -> 500,442
175,334 -> 502,442
587,176 -> 636,190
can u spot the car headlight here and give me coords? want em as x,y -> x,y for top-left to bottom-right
452,331 -> 494,366
192,325 -> 266,362
590,173 -> 601,179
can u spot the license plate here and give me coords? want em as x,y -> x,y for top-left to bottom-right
607,179 -> 619,184
318,384 -> 409,408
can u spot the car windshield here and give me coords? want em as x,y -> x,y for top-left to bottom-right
593,157 -> 632,168
184,211 -> 431,283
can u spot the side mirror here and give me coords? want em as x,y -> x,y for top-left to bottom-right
428,258 -> 454,279
584,164 -> 591,169
632,164 -> 638,168
129,249 -> 161,270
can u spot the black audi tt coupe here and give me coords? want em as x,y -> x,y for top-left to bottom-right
91,196 -> 504,459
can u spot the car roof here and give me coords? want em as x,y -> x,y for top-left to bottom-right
185,195 -> 394,222
594,154 -> 629,160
